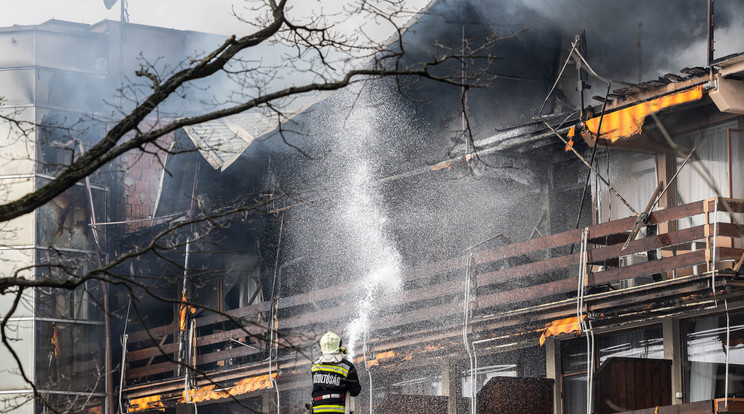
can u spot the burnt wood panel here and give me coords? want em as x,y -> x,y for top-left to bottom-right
595,358 -> 671,414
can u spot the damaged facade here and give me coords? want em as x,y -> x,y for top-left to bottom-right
0,2 -> 744,414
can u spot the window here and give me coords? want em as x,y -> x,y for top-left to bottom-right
597,325 -> 664,365
560,325 -> 663,414
682,311 -> 744,401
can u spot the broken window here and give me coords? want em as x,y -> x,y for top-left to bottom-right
35,251 -> 102,321
34,321 -> 105,394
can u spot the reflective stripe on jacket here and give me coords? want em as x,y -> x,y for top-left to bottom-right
311,356 -> 360,414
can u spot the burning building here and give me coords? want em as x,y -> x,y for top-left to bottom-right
0,1 -> 744,414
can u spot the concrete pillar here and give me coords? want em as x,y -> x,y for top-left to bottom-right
442,360 -> 459,414
262,389 -> 276,413
663,317 -> 683,405
545,338 -> 562,414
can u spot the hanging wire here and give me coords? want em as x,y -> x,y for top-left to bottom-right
538,39 -> 579,116
577,228 -> 594,414
571,82 -> 613,255
573,49 -> 635,88
712,198 -> 719,295
543,121 -> 639,217
463,254 -> 477,414
269,211 -> 285,414
364,328 -> 372,414
118,298 -> 131,414
725,299 -> 730,408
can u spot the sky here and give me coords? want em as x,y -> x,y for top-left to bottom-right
0,0 -> 431,38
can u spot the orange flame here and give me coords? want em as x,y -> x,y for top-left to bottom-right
181,373 -> 277,404
51,325 -> 61,359
539,315 -> 586,346
178,293 -> 196,331
128,395 -> 165,412
568,85 -> 703,143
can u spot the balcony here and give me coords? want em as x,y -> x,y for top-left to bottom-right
122,198 -> 744,410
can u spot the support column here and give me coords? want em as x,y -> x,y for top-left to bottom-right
442,360 -> 459,414
546,338 -> 562,414
663,318 -> 683,405
655,152 -> 676,234
262,389 -> 276,414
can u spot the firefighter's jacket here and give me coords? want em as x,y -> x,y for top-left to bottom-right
311,353 -> 361,413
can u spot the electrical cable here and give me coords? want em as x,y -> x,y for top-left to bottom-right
725,299 -> 730,408
268,211 -> 284,414
648,142 -> 699,215
572,49 -> 635,88
712,197 -> 719,295
571,82 -> 612,255
538,39 -> 579,116
363,328 -> 372,414
577,228 -> 593,414
118,298 -> 131,414
472,342 -> 478,413
185,320 -> 194,404
543,121 -> 639,217
463,254 -> 476,414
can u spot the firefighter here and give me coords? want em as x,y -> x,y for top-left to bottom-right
310,332 -> 361,413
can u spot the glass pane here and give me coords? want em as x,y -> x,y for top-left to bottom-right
36,394 -> 104,414
597,325 -> 664,366
461,351 -> 521,398
563,374 -> 587,414
34,320 -> 105,393
561,337 -> 587,373
683,311 -> 744,402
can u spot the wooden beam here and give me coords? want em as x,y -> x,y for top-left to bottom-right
127,323 -> 176,344
619,400 -> 712,413
715,397 -> 744,412
128,340 -> 178,363
195,343 -> 261,365
592,251 -> 706,285
195,301 -> 271,328
126,359 -> 177,380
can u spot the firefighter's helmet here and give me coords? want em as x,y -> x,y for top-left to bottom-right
319,331 -> 342,354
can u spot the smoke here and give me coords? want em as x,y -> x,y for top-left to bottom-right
502,0 -> 743,80
411,0 -> 744,107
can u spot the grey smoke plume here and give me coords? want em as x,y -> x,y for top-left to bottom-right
441,0 -> 744,81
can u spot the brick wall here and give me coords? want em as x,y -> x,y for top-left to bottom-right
119,134 -> 173,232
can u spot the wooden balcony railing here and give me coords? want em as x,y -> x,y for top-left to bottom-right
123,198 -> 744,388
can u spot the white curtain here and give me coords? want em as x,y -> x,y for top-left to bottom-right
595,151 -> 657,223
688,317 -> 718,402
676,121 -> 741,228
